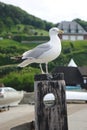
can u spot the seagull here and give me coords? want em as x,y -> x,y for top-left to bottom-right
18,27 -> 63,74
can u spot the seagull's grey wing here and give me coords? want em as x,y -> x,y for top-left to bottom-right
22,50 -> 32,59
25,43 -> 52,58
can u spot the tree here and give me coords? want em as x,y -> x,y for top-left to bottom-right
73,18 -> 87,31
6,17 -> 14,29
0,20 -> 5,33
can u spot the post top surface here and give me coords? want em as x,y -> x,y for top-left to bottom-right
34,73 -> 64,81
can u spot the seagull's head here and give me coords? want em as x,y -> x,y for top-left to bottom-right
49,27 -> 64,36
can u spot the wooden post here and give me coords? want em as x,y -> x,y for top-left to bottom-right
34,73 -> 68,130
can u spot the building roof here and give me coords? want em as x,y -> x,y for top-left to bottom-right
78,66 -> 87,76
58,21 -> 87,34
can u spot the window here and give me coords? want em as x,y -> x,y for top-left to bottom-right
71,30 -> 76,33
70,36 -> 76,41
83,77 -> 87,84
77,36 -> 83,40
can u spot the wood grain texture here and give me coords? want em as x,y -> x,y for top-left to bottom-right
34,73 -> 68,130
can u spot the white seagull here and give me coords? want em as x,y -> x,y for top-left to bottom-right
18,27 -> 63,73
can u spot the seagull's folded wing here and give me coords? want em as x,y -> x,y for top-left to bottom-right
18,43 -> 52,67
27,43 -> 52,58
22,50 -> 32,59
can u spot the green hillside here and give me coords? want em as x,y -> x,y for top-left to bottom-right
0,2 -> 55,37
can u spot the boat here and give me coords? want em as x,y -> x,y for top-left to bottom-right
66,90 -> 87,102
43,90 -> 87,104
0,87 -> 24,109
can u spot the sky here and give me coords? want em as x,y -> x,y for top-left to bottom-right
1,0 -> 87,23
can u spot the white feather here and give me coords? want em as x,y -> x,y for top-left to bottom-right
18,27 -> 63,73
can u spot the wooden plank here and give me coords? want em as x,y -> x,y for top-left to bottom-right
34,73 -> 68,130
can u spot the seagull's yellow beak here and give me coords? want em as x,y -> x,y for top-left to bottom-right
58,30 -> 64,34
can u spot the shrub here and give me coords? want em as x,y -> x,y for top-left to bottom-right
13,35 -> 49,42
0,67 -> 40,92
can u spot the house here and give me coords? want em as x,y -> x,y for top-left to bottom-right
58,21 -> 87,41
52,66 -> 87,90
78,66 -> 87,88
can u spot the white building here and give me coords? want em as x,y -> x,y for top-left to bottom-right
58,21 -> 87,41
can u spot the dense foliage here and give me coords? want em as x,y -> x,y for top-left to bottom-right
0,66 -> 40,92
0,2 -> 55,35
13,35 -> 49,42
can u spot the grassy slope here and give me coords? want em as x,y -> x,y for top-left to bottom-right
62,40 -> 87,66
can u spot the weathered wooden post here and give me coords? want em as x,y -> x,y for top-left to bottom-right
34,73 -> 68,130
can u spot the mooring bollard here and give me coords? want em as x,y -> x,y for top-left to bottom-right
34,73 -> 68,130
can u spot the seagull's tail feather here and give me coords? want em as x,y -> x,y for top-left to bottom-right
17,58 -> 35,67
